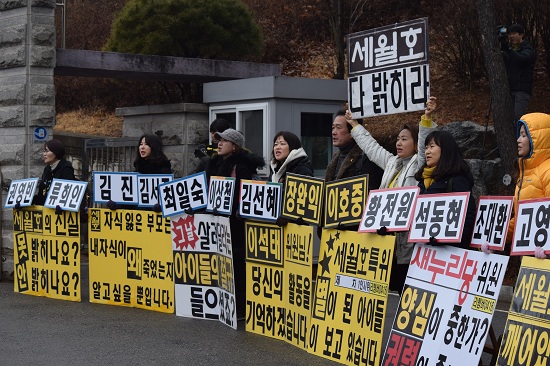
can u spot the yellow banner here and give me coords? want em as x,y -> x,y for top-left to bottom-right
282,174 -> 324,225
308,228 -> 394,365
13,206 -> 81,301
324,176 -> 368,228
88,208 -> 173,313
246,222 -> 314,351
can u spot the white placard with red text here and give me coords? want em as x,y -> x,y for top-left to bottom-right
511,197 -> 550,256
359,186 -> 419,233
470,196 -> 513,251
383,244 -> 508,366
171,213 -> 237,330
408,192 -> 469,243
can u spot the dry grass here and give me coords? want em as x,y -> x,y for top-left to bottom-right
55,108 -> 123,137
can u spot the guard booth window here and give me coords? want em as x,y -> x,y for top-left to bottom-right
301,112 -> 333,177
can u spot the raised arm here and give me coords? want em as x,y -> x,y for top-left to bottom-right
417,96 -> 438,167
346,111 -> 394,170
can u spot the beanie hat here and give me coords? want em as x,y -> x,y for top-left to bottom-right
45,139 -> 65,159
509,24 -> 525,34
214,128 -> 244,148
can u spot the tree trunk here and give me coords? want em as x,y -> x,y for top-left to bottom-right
326,0 -> 345,79
476,0 -> 517,195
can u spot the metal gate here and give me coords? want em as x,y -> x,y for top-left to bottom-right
82,137 -> 137,184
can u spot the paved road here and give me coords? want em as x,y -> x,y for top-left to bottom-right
0,257 -> 511,366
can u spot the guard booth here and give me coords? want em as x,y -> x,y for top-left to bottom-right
203,76 -> 347,178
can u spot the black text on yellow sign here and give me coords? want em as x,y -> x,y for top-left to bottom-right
282,173 -> 324,225
246,222 -> 283,266
324,175 -> 368,228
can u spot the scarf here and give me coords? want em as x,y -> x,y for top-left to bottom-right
270,147 -> 308,183
422,166 -> 436,189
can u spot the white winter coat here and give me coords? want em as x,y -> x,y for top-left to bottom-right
350,120 -> 436,264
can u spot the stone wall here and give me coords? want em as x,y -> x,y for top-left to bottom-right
116,103 -> 209,178
0,0 -> 56,279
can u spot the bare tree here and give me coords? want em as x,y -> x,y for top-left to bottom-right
476,0 -> 517,195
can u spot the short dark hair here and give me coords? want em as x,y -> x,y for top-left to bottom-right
414,130 -> 471,181
209,118 -> 231,133
45,139 -> 66,160
509,24 -> 525,35
335,109 -> 354,132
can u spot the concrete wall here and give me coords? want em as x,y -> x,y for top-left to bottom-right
0,0 -> 56,280
116,103 -> 209,178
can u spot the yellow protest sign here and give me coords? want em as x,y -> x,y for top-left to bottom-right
282,173 -> 324,225
245,222 -> 314,351
324,176 -> 368,229
13,206 -> 81,301
88,208 -> 173,313
309,228 -> 394,365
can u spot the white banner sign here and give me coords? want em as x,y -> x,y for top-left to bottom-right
207,176 -> 235,216
470,196 -> 513,251
511,197 -> 550,256
158,172 -> 208,217
359,186 -> 419,233
138,174 -> 173,207
5,178 -> 38,208
45,179 -> 88,212
92,172 -> 138,205
408,192 -> 469,243
239,180 -> 282,222
383,245 -> 508,366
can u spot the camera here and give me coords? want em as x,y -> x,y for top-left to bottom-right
193,144 -> 217,158
497,25 -> 508,43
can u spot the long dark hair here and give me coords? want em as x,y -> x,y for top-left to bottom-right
272,131 -> 302,161
414,130 -> 471,181
134,134 -> 168,167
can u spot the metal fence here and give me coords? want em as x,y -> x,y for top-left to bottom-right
82,137 -> 137,184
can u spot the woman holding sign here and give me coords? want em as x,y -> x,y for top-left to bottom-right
346,97 -> 437,293
205,128 -> 265,318
414,130 -> 477,250
33,139 -> 77,208
134,134 -> 172,175
269,131 -> 313,183
503,113 -> 550,259
107,134 -> 171,211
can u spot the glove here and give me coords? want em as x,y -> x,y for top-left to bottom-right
276,216 -> 290,227
295,217 -> 307,226
184,208 -> 194,215
153,203 -> 162,213
534,246 -> 547,259
481,243 -> 493,254
14,202 -> 21,211
55,205 -> 63,215
376,226 -> 389,236
107,200 -> 118,211
427,236 -> 443,246
194,144 -> 208,158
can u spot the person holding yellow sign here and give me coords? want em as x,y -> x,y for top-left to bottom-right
345,98 -> 437,293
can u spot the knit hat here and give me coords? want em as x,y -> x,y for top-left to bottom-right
45,139 -> 66,159
214,128 -> 244,148
509,24 -> 525,35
